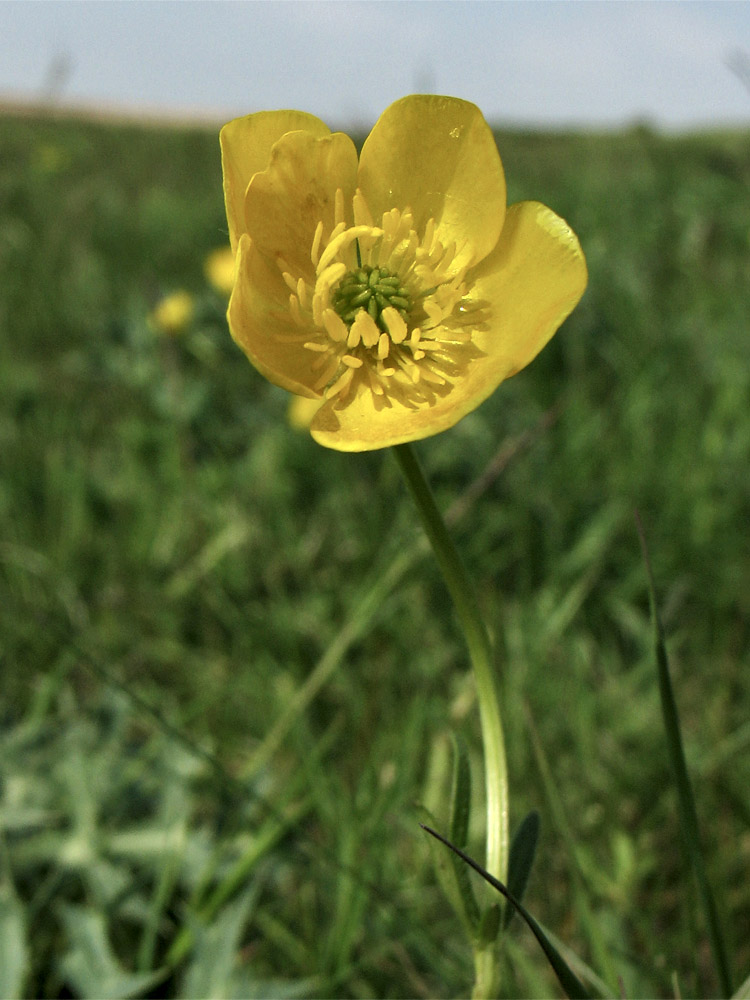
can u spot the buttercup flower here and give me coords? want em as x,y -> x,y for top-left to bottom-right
149,290 -> 195,336
221,95 -> 587,451
204,246 -> 236,298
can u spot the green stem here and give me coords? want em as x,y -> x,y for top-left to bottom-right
393,443 -> 509,886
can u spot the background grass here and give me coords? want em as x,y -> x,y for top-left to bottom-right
1,108 -> 749,998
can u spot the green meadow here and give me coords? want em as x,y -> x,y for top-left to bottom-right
1,108 -> 749,998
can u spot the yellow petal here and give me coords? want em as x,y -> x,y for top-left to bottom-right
220,110 -> 330,253
227,234 -> 322,397
469,200 -> 588,377
357,95 -> 506,270
245,130 -> 359,281
309,382 -> 485,452
288,394 -> 323,430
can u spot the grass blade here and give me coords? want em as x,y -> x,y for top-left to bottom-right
503,810 -> 540,929
636,513 -> 733,998
421,825 -> 590,999
524,706 -> 619,988
0,875 -> 28,999
448,734 -> 480,931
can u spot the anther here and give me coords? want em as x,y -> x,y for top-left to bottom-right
311,221 -> 324,268
323,308 -> 348,343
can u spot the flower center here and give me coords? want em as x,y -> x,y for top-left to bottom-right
278,188 -> 487,411
331,265 -> 413,331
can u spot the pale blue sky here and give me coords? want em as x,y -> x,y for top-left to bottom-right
2,1 -> 750,130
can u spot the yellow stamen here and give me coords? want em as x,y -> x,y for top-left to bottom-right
318,262 -> 347,294
382,306 -> 407,344
312,291 -> 325,328
334,187 -> 345,228
418,364 -> 448,385
416,340 -> 450,351
311,350 -> 333,370
327,367 -> 355,399
323,308 -> 348,343
289,294 -> 304,327
313,359 -> 340,390
353,189 -> 373,227
317,225 -> 382,275
311,221 -> 324,268
352,310 -> 380,348
347,324 -> 361,349
288,190 -> 485,415
329,221 -> 347,244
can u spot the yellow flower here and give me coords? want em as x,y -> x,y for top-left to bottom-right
221,96 -> 587,452
204,246 -> 236,298
149,290 -> 195,335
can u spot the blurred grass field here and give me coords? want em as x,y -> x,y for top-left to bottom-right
1,108 -> 749,998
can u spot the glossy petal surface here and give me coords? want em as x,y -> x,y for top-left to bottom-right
220,110 -> 330,252
469,201 -> 588,377
358,95 -> 506,271
245,130 -> 358,280
228,235 -> 321,397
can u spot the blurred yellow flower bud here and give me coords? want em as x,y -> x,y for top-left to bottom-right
204,246 -> 236,298
149,290 -> 195,335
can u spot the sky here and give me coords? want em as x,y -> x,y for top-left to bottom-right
2,1 -> 750,131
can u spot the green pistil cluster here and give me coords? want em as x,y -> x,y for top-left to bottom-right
332,266 -> 412,332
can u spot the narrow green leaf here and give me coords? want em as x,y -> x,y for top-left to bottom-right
0,880 -> 28,999
417,805 -> 478,938
449,733 -> 480,931
421,825 -> 590,1000
542,925 -> 617,999
503,810 -> 541,929
636,514 -> 733,998
525,706 -> 619,988
449,733 -> 472,850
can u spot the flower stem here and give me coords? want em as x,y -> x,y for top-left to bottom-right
393,443 -> 509,887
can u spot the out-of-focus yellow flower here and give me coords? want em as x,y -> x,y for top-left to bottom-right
221,95 -> 587,452
149,290 -> 195,335
204,246 -> 236,298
